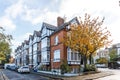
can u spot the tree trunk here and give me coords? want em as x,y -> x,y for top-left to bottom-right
89,54 -> 92,64
83,55 -> 87,72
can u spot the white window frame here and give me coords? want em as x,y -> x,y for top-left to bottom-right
67,48 -> 80,61
54,50 -> 60,62
54,36 -> 58,45
41,51 -> 47,62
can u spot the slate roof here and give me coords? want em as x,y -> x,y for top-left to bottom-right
24,40 -> 29,45
29,35 -> 34,41
33,30 -> 41,37
42,22 -> 57,30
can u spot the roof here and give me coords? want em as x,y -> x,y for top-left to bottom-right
51,17 -> 79,35
29,35 -> 33,41
33,30 -> 41,37
24,40 -> 29,45
42,22 -> 57,30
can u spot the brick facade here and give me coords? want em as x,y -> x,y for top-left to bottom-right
50,29 -> 67,69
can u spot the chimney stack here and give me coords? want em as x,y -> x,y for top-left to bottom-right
57,17 -> 64,27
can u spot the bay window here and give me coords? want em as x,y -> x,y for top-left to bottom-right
41,38 -> 47,48
67,48 -> 80,61
41,51 -> 50,62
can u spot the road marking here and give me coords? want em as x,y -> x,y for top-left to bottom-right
0,69 -> 9,80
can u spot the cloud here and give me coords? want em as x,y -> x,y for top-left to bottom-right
16,32 -> 32,43
59,0 -> 120,19
20,6 -> 59,26
22,32 -> 32,40
3,0 -> 120,48
11,40 -> 21,47
11,32 -> 32,50
0,0 -> 25,33
0,16 -> 16,33
5,0 -> 24,19
32,11 -> 59,25
59,0 -> 120,44
3,0 -> 61,26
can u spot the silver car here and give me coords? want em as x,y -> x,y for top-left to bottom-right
18,66 -> 30,73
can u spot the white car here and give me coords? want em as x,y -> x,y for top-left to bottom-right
18,66 -> 30,73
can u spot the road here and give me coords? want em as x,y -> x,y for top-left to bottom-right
0,69 -> 50,80
2,68 -> 120,80
95,68 -> 120,80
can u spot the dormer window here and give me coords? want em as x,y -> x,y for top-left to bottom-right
54,36 -> 58,45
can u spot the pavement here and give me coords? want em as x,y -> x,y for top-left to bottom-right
94,68 -> 120,80
0,68 -> 114,80
31,69 -> 113,80
62,71 -> 113,80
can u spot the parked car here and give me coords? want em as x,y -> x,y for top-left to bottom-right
18,66 -> 30,73
95,64 -> 107,68
108,61 -> 120,69
6,65 -> 11,69
10,65 -> 17,71
14,66 -> 19,72
4,63 -> 15,69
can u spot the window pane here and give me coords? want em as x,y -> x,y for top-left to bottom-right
54,36 -> 58,45
42,52 -> 47,61
54,50 -> 60,62
75,53 -> 77,60
71,52 -> 73,60
41,38 -> 47,48
33,43 -> 37,51
33,53 -> 37,65
29,46 -> 32,54
67,48 -> 71,60
29,55 -> 32,64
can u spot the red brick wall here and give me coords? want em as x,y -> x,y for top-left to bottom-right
50,29 -> 67,69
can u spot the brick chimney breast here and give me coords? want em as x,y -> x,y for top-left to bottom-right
57,17 -> 64,27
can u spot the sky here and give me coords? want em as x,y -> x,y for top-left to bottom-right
0,0 -> 120,55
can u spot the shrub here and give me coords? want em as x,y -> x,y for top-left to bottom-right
85,64 -> 96,72
60,60 -> 70,74
96,57 -> 108,64
38,65 -> 43,70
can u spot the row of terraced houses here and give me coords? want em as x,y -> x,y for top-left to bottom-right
15,17 -> 83,73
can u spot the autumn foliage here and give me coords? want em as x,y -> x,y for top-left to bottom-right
63,13 -> 111,71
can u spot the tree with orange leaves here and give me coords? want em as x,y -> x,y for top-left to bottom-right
63,13 -> 111,71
